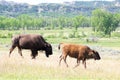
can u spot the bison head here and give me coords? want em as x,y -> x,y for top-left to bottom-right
92,50 -> 101,60
88,50 -> 101,60
45,43 -> 53,57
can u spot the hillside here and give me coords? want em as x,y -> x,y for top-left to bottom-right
0,0 -> 120,17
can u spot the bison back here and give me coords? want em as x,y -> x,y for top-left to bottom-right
19,34 -> 46,50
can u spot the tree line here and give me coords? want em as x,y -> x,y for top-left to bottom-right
0,9 -> 120,36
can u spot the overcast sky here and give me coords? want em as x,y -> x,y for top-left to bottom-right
5,0 -> 114,5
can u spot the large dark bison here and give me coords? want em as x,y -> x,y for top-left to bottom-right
9,34 -> 53,59
58,43 -> 101,68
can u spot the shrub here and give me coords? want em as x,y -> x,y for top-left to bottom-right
46,34 -> 56,38
62,36 -> 68,39
68,33 -> 75,38
0,32 -> 13,38
0,34 -> 7,38
8,33 -> 13,38
92,32 -> 105,38
111,31 -> 120,37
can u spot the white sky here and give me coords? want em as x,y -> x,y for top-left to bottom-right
5,0 -> 114,5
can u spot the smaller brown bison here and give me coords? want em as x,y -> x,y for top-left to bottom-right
58,43 -> 101,68
9,34 -> 53,59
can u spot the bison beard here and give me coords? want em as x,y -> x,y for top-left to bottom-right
9,34 -> 53,59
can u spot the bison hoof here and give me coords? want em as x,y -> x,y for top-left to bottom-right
46,55 -> 49,57
32,57 -> 36,59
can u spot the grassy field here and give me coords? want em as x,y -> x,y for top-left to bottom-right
0,28 -> 120,80
0,49 -> 120,80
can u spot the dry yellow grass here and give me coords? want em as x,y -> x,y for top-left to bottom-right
0,49 -> 120,80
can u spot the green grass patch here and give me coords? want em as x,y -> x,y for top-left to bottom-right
0,28 -> 120,48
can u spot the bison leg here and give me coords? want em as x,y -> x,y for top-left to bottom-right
82,59 -> 87,69
64,57 -> 68,67
59,55 -> 63,66
63,55 -> 68,67
18,47 -> 24,58
74,59 -> 80,68
59,54 -> 68,67
9,45 -> 16,57
31,50 -> 38,59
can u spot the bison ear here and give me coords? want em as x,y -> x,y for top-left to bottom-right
92,50 -> 97,54
88,50 -> 94,56
45,43 -> 50,47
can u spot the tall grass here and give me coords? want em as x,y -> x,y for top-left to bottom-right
0,50 -> 120,80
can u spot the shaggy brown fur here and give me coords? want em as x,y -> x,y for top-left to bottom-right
9,34 -> 53,59
58,43 -> 101,68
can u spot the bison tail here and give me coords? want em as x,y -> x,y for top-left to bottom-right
58,43 -> 61,50
58,43 -> 63,50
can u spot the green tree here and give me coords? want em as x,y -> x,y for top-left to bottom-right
71,15 -> 86,38
73,15 -> 85,31
92,9 -> 120,36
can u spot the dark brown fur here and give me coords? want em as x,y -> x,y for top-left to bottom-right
58,43 -> 101,68
9,34 -> 53,59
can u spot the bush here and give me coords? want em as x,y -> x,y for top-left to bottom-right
68,33 -> 75,38
111,31 -> 120,37
46,34 -> 56,38
0,33 -> 13,38
0,34 -> 7,38
8,33 -> 13,38
68,31 -> 86,38
62,36 -> 68,39
92,32 -> 105,38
